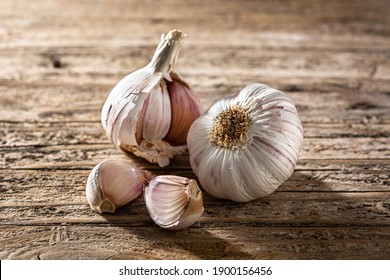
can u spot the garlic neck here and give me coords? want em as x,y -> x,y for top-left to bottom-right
148,30 -> 185,76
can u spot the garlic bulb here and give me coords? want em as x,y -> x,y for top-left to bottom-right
101,29 -> 203,167
144,175 -> 204,230
86,160 -> 148,213
187,83 -> 304,202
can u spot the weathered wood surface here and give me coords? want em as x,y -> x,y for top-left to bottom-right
1,0 -> 389,259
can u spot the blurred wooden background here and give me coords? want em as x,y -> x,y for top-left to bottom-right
0,0 -> 389,259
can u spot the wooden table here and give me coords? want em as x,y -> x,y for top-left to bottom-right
1,0 -> 389,260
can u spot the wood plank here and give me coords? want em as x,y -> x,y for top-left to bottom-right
1,45 -> 389,83
1,121 -> 390,148
0,168 -> 388,207
1,137 -> 389,170
1,225 -> 389,259
296,159 -> 390,171
0,122 -> 107,147
1,83 -> 389,124
1,30 -> 389,50
0,0 -> 388,46
1,191 -> 389,227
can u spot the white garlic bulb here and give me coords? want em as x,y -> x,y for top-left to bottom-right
187,83 -> 304,202
144,175 -> 204,230
101,29 -> 203,167
86,160 -> 148,213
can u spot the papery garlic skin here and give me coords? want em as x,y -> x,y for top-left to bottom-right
101,30 -> 203,167
144,175 -> 204,230
187,83 -> 304,202
86,160 -> 147,214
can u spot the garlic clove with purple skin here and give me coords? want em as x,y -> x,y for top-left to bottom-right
164,74 -> 204,146
144,175 -> 204,230
86,160 -> 148,214
187,83 -> 304,202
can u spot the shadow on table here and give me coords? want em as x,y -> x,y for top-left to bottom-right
102,202 -> 256,259
102,215 -> 255,259
101,170 -> 334,260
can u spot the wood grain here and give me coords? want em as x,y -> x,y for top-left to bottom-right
0,0 -> 389,259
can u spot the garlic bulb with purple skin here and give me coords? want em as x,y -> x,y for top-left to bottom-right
86,160 -> 148,213
144,175 -> 204,230
187,83 -> 304,202
101,30 -> 203,167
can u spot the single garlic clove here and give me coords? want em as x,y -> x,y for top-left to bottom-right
187,83 -> 304,202
164,76 -> 204,146
144,175 -> 204,230
86,159 -> 148,214
141,80 -> 172,140
101,30 -> 203,167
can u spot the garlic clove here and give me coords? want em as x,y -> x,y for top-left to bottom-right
86,160 -> 148,214
164,76 -> 204,146
144,175 -> 204,230
134,95 -> 149,145
141,80 -> 171,140
187,83 -> 304,202
101,30 -> 203,167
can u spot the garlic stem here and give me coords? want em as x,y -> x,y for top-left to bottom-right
148,30 -> 186,75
